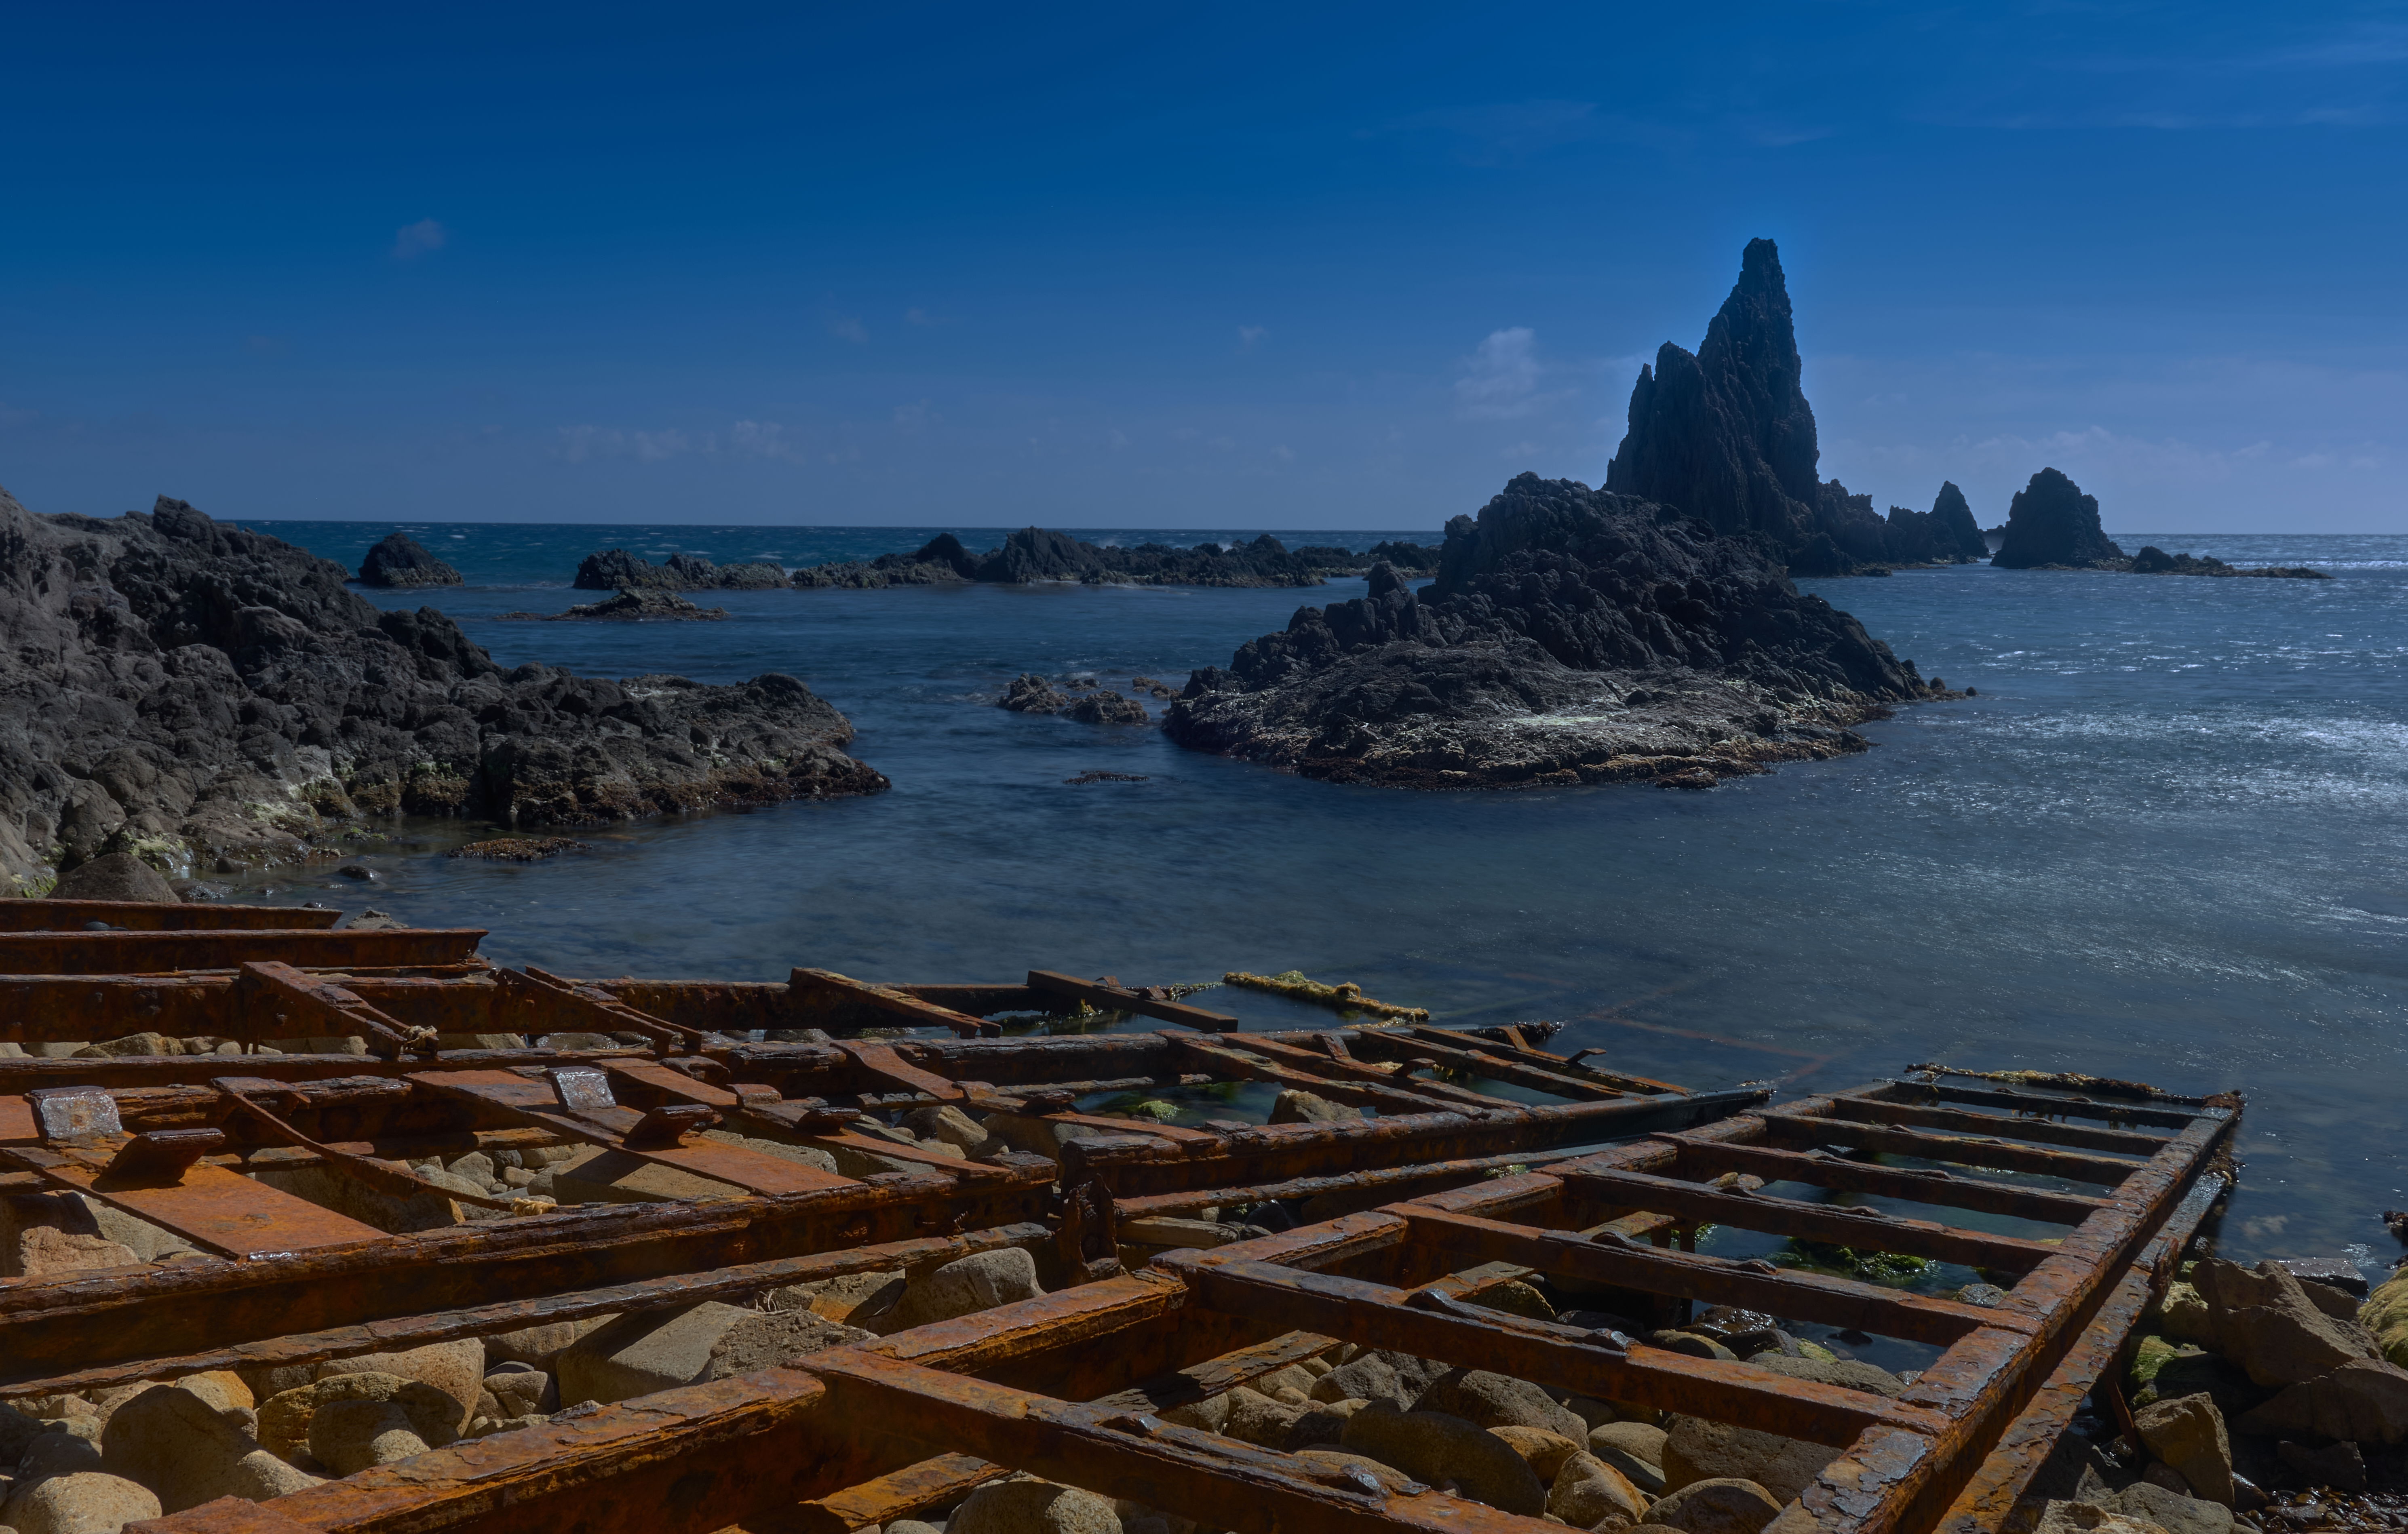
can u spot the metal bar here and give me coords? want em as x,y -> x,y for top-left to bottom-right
789,967 -> 993,1038
1388,1027 -> 1633,1101
0,899 -> 344,933
1824,1092 -> 2173,1156
1162,1035 -> 1482,1117
1553,1166 -> 2062,1271
500,965 -> 712,1052
0,927 -> 485,975
1397,1025 -> 1688,1096
0,1223 -> 1050,1401
1109,1143 -> 1611,1222
1025,970 -> 1240,1032
1389,1205 -> 2014,1345
1653,1134 -> 2109,1226
4,1142 -> 388,1257
236,961 -> 432,1057
1763,1110 -> 2149,1186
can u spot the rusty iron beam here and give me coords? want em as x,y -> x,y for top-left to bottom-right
236,961 -> 433,1057
1821,1092 -> 2172,1157
789,967 -> 996,1037
1761,1109 -> 2149,1186
1025,970 -> 1241,1032
1551,1166 -> 2062,1272
0,927 -> 485,975
0,1222 -> 1050,1401
1651,1134 -> 2109,1226
0,898 -> 344,933
1109,1144 -> 1609,1223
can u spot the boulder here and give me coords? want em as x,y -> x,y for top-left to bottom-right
1546,1450 -> 1649,1528
2236,1358 -> 2408,1445
51,853 -> 176,903
2132,1393 -> 2232,1506
1590,1421 -> 1669,1467
255,1372 -> 461,1461
0,1395 -> 48,1462
2033,1502 -> 2178,1534
485,1315 -> 618,1368
310,1397 -> 437,1474
1489,1425 -> 1585,1481
97,1384 -> 320,1512
902,1105 -> 993,1156
950,1478 -> 1122,1534
12,1429 -> 105,1483
357,533 -> 464,588
2189,1260 -> 2376,1387
1290,1447 -> 1417,1494
2358,1269 -> 2408,1369
771,1269 -> 907,1328
1310,1350 -> 1450,1409
1215,1386 -> 1307,1448
2108,1482 -> 2232,1534
1280,1397 -> 1373,1452
7,1471 -> 162,1534
1340,1401 -> 1546,1514
1641,1477 -> 1786,1534
886,1249 -> 1045,1330
1413,1369 -> 1589,1440
1739,1355 -> 1902,1398
1267,1089 -> 1360,1125
1468,1281 -> 1558,1323
558,1303 -> 870,1403
316,1338 -> 487,1428
483,1367 -> 553,1418
2276,1437 -> 2366,1492
1662,1416 -> 1833,1503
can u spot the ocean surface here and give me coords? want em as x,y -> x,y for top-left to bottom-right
225,519 -> 2408,1277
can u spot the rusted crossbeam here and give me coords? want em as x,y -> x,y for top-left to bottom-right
0,926 -> 485,974
0,898 -> 344,932
1025,970 -> 1241,1031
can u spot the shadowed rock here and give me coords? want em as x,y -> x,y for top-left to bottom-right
574,549 -> 787,591
356,533 -> 463,588
1991,468 -> 2125,569
0,487 -> 884,889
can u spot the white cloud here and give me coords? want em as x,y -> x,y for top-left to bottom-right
830,316 -> 868,344
726,420 -> 805,461
904,308 -> 941,327
1237,325 -> 1267,352
1455,328 -> 1543,419
392,219 -> 446,260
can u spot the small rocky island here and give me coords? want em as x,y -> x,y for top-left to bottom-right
790,528 -> 1442,589
1164,474 -> 1953,789
498,590 -> 731,621
574,549 -> 789,591
0,488 -> 883,891
355,532 -> 463,588
1992,468 -> 2329,577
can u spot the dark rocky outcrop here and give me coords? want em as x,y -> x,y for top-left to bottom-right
792,530 -> 1442,589
497,590 -> 732,621
2130,546 -> 2330,580
1164,474 -> 1950,789
1882,482 -> 1990,567
356,533 -> 463,588
0,487 -> 884,890
997,674 -> 1150,723
573,550 -> 787,591
1991,468 -> 2125,569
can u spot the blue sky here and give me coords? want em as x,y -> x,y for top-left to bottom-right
3,4 -> 2404,531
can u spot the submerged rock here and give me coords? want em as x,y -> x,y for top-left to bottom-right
2130,546 -> 2329,579
498,589 -> 730,621
48,852 -> 177,902
1991,469 -> 2125,570
356,533 -> 463,588
792,529 -> 1442,589
1165,475 -> 1946,790
0,488 -> 885,889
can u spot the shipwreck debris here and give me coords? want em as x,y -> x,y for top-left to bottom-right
1223,969 -> 1432,1022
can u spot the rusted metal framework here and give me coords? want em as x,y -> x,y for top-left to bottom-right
113,1068 -> 2231,1534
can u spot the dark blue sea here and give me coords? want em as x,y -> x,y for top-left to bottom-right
226,520 -> 2408,1275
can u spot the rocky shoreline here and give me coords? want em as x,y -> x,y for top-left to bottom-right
1164,475 -> 1955,790
1991,470 -> 2329,579
0,488 -> 884,890
788,529 -> 1444,589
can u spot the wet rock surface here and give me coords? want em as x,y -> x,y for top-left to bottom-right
1165,474 -> 1947,789
0,487 -> 884,887
792,529 -> 1442,589
355,533 -> 462,588
498,588 -> 730,621
573,549 -> 787,591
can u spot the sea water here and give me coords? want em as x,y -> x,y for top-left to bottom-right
226,520 -> 2408,1273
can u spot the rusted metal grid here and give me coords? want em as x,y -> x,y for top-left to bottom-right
0,958 -> 1758,1409
120,1068 -> 2232,1534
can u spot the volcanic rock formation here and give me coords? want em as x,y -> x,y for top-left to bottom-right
1165,474 -> 1950,789
1882,483 -> 1989,567
0,488 -> 884,890
497,590 -> 732,621
356,533 -> 463,588
791,530 -> 1441,589
1990,469 -> 2125,569
574,550 -> 788,591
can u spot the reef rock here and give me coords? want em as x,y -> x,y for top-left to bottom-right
1165,474 -> 1945,790
1991,469 -> 2125,570
1882,482 -> 1989,566
574,549 -> 787,591
1607,238 -> 1913,575
0,487 -> 885,890
356,533 -> 463,588
2129,547 -> 2329,580
792,530 -> 1440,589
497,590 -> 730,622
